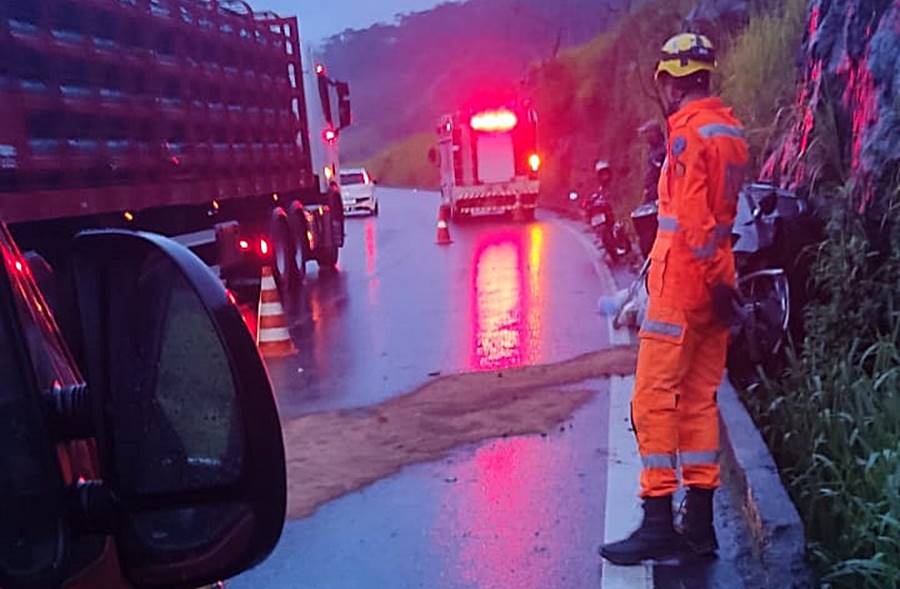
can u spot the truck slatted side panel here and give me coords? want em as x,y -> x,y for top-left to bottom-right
0,0 -> 314,223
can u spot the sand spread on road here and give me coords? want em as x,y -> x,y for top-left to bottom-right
281,345 -> 638,520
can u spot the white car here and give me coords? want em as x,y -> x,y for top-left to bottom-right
340,168 -> 379,216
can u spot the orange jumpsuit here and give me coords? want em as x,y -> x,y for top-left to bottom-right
633,97 -> 749,497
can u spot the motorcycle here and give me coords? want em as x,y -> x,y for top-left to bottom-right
727,183 -> 809,388
610,183 -> 810,389
582,192 -> 631,264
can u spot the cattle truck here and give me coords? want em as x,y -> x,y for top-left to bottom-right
0,0 -> 352,305
435,102 -> 540,221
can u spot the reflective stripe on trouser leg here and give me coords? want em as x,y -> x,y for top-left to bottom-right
678,323 -> 728,489
633,331 -> 691,498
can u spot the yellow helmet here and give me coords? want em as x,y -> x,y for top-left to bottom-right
655,33 -> 716,80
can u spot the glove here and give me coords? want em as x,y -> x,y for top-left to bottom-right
711,284 -> 742,326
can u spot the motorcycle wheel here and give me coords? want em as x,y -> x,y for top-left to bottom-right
727,269 -> 791,390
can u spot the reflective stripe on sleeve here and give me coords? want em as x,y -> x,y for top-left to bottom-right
641,319 -> 684,338
691,224 -> 733,260
642,454 -> 677,469
698,124 -> 744,140
658,215 -> 678,232
680,451 -> 720,466
715,223 -> 733,239
692,240 -> 717,260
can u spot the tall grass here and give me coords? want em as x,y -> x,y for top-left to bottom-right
719,0 -> 807,168
359,133 -> 439,190
745,186 -> 900,588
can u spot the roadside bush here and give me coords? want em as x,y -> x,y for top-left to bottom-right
744,186 -> 900,588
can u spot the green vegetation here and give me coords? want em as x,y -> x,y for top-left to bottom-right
719,0 -> 808,168
747,190 -> 900,588
360,133 -> 439,190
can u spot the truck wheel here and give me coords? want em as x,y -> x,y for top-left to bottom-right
287,201 -> 309,284
328,191 -> 345,248
271,208 -> 299,304
317,245 -> 339,270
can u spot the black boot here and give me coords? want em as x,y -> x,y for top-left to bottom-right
599,496 -> 684,565
682,487 -> 718,556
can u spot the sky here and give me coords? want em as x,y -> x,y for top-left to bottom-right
254,0 -> 449,43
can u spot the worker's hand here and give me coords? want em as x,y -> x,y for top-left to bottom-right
711,284 -> 743,326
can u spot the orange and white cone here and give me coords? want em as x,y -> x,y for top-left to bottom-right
256,266 -> 296,358
436,203 -> 453,245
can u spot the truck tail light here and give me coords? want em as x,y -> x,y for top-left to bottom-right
259,238 -> 270,257
239,239 -> 251,251
323,128 -> 337,143
528,153 -> 541,173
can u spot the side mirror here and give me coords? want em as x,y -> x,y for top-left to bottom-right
70,230 -> 286,589
336,82 -> 351,130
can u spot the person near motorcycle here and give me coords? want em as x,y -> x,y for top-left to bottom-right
584,159 -> 614,219
638,120 -> 666,205
586,160 -> 630,262
600,32 -> 749,565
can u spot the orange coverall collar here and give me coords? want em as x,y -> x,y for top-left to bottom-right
668,96 -> 725,127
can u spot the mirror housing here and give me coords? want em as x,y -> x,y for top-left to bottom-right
70,230 -> 286,589
336,82 -> 352,130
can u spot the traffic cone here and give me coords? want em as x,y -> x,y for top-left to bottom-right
436,203 -> 453,245
256,266 -> 296,358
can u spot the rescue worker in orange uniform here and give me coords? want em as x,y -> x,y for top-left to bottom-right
600,33 -> 749,565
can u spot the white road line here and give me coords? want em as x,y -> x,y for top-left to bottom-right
602,375 -> 654,588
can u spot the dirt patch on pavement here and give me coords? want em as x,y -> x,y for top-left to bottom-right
282,345 -> 638,520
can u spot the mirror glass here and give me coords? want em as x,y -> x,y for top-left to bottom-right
106,251 -> 244,496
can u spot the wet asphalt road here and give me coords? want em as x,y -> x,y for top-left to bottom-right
266,188 -> 619,418
232,188 -> 749,589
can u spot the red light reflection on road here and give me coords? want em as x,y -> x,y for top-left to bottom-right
471,233 -> 527,370
470,229 -> 544,371
437,438 -> 562,589
469,227 -> 544,370
364,219 -> 377,276
364,219 -> 379,304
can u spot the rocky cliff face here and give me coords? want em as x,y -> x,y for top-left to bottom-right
764,0 -> 899,210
